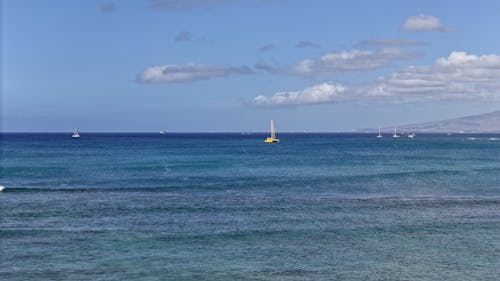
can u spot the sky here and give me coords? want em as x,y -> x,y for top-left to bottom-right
2,0 -> 500,132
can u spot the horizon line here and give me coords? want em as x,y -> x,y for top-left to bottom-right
1,131 -> 500,134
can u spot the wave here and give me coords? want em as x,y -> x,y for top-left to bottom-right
0,186 -> 182,193
3,186 -> 500,202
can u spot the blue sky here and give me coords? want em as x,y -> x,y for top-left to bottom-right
2,0 -> 500,132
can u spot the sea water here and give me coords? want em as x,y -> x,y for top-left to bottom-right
1,133 -> 499,280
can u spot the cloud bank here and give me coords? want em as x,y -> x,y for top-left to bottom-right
252,51 -> 500,106
370,51 -> 500,101
290,48 -> 421,76
401,14 -> 455,32
252,82 -> 347,106
137,64 -> 253,83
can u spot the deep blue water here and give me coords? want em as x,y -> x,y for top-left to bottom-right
1,133 -> 500,280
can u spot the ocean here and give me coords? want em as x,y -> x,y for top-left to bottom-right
1,133 -> 500,280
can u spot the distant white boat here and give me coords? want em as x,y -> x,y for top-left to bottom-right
489,137 -> 498,141
72,129 -> 80,138
0,185 -> 5,192
392,127 -> 400,138
160,130 -> 167,135
467,137 -> 476,140
408,133 -> 416,139
377,128 -> 383,139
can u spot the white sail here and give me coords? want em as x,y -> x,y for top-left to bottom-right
392,127 -> 399,138
270,120 -> 276,139
72,129 -> 80,138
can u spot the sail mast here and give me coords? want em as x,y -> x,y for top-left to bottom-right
270,120 -> 276,139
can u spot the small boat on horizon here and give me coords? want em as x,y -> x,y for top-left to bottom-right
392,127 -> 400,139
264,120 -> 279,143
377,128 -> 383,139
160,130 -> 167,135
408,132 -> 416,139
72,129 -> 80,138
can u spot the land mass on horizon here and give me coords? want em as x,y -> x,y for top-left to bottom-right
358,110 -> 500,133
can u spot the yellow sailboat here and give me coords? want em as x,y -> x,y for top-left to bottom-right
264,119 -> 279,143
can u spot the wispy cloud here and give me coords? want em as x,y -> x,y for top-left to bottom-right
369,51 -> 500,101
290,47 -> 421,76
147,0 -> 223,11
174,31 -> 193,42
355,38 -> 427,47
401,14 -> 456,32
259,44 -> 276,52
173,30 -> 204,43
100,1 -> 116,14
295,40 -> 320,49
254,62 -> 277,74
252,82 -> 348,106
137,64 -> 253,83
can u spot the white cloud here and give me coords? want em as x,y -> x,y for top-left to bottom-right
252,82 -> 347,106
290,48 -> 420,76
369,51 -> 500,101
252,51 -> 500,107
401,14 -> 455,32
137,63 -> 253,83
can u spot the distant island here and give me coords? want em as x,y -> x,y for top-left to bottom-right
358,110 -> 500,133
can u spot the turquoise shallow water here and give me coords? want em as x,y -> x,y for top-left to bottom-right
1,133 -> 500,280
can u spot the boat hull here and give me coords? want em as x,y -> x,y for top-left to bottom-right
264,138 -> 279,143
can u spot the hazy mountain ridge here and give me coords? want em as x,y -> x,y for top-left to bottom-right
358,110 -> 500,133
